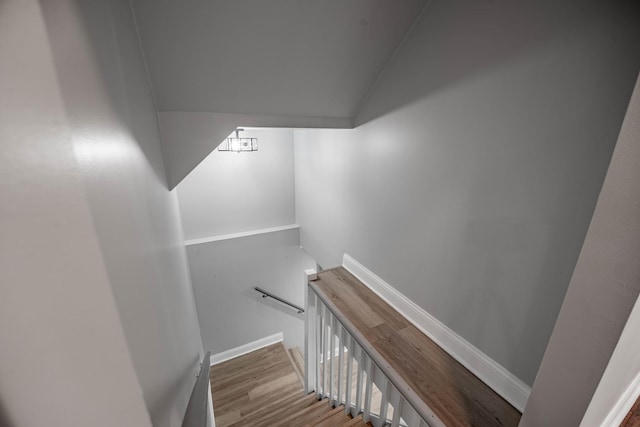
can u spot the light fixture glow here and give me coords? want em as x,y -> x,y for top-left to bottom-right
218,128 -> 258,152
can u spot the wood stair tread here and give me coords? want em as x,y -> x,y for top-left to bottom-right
286,346 -> 304,387
289,347 -> 305,379
227,392 -> 316,426
341,415 -> 368,427
212,341 -> 368,426
250,393 -> 320,427
278,398 -> 332,426
306,405 -> 352,427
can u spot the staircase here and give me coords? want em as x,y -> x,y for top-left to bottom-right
211,268 -> 521,427
210,342 -> 372,426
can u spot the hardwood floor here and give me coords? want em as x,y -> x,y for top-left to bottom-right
313,267 -> 522,427
621,394 -> 640,427
210,343 -> 371,426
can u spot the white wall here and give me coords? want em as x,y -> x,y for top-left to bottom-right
177,128 -> 296,240
294,0 -> 640,387
582,296 -> 640,426
0,1 -> 153,426
186,228 -> 315,354
177,128 -> 313,354
24,1 -> 204,427
158,112 -> 351,189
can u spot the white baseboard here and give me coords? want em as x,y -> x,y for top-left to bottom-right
342,253 -> 531,412
210,332 -> 283,366
597,371 -> 640,427
207,385 -> 216,427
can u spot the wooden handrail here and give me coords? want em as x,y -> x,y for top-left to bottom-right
308,281 -> 443,427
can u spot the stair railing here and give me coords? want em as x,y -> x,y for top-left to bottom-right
254,286 -> 305,314
304,269 -> 438,427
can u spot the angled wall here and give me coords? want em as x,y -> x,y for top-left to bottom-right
23,1 -> 205,427
521,72 -> 640,426
294,0 -> 640,392
0,1 -> 152,426
176,128 -> 296,239
159,112 -> 352,189
186,228 -> 315,355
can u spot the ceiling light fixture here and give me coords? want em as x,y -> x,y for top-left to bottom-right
218,128 -> 258,152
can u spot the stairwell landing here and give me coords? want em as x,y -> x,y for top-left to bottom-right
210,342 -> 372,427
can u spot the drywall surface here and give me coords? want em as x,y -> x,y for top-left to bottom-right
581,296 -> 640,426
177,128 -> 296,240
158,112 -> 351,189
37,1 -> 205,427
187,228 -> 315,354
294,0 -> 640,387
0,1 -> 152,426
130,0 -> 426,117
521,73 -> 640,426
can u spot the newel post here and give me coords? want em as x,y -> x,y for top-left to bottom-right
304,269 -> 318,394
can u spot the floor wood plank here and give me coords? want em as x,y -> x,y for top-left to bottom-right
210,342 -> 360,426
621,394 -> 640,427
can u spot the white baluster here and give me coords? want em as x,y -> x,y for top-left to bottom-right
322,303 -> 330,399
336,319 -> 343,406
344,333 -> 353,415
328,311 -> 335,406
319,302 -> 323,397
355,344 -> 364,417
390,390 -> 404,427
314,298 -> 322,399
363,355 -> 374,423
376,378 -> 390,427
401,403 -> 420,427
304,286 -> 316,394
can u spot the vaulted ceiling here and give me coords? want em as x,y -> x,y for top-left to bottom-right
130,0 -> 427,188
131,0 -> 427,120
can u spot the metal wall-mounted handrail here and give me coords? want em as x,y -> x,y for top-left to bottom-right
181,351 -> 211,427
254,286 -> 304,314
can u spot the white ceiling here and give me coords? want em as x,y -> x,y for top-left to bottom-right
131,0 -> 427,119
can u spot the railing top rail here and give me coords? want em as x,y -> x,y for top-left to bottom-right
255,286 -> 304,314
181,351 -> 211,427
308,280 -> 444,427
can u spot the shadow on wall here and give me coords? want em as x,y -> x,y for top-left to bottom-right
145,352 -> 203,427
0,398 -> 15,427
38,0 -> 168,188
438,139 -> 614,385
37,2 -> 204,427
356,0 -> 628,126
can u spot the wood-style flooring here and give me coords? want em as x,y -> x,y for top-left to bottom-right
621,394 -> 640,427
210,343 -> 372,426
313,267 -> 522,427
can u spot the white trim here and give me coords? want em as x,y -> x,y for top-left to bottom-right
305,269 -> 318,281
185,224 -> 299,246
597,371 -> 640,427
342,253 -> 531,412
210,332 -> 283,366
207,385 -> 216,427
